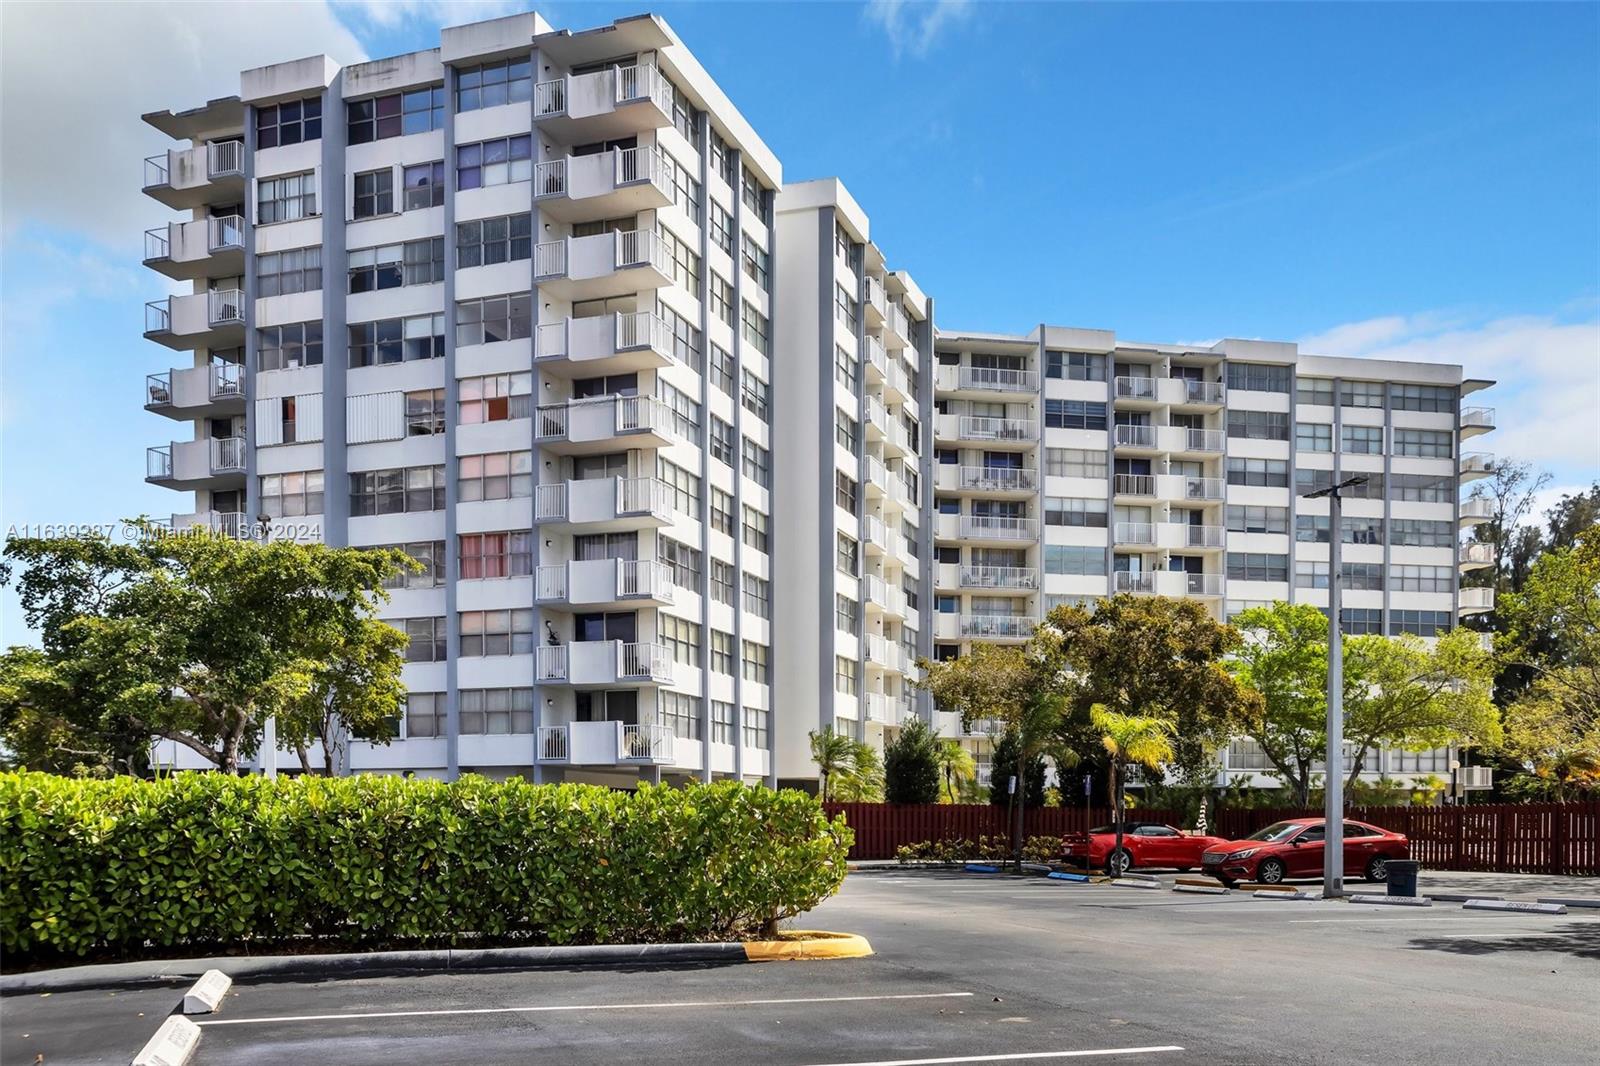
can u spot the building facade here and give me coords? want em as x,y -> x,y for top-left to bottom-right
140,12 -> 1495,790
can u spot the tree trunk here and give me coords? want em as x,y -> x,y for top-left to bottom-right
1012,749 -> 1026,871
1343,750 -> 1369,796
296,744 -> 313,775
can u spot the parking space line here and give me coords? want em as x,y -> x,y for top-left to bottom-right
801,1045 -> 1186,1065
196,991 -> 974,1028
1423,932 -> 1566,940
1287,916 -> 1600,924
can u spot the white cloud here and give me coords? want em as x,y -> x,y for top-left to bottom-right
1298,309 -> 1600,482
0,1 -> 366,250
332,0 -> 529,33
864,0 -> 973,59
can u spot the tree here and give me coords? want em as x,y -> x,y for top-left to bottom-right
1464,458 -> 1552,602
0,646 -> 152,776
808,726 -> 856,802
1091,705 -> 1174,875
1543,483 -> 1600,556
987,729 -> 1046,808
883,716 -> 941,804
836,740 -> 885,802
278,616 -> 410,775
1229,602 -> 1338,806
0,523 -> 409,774
934,740 -> 976,803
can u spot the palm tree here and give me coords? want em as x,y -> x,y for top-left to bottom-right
836,741 -> 885,802
1092,705 -> 1174,877
809,726 -> 856,802
935,740 -> 976,803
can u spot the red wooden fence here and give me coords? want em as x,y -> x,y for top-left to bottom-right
822,801 -> 1600,875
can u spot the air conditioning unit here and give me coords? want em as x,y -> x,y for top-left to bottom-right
1460,765 -> 1492,790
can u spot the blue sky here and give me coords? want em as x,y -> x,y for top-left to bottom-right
2,1 -> 1597,642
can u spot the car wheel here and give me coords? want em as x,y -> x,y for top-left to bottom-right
1365,855 -> 1390,883
1106,849 -> 1133,877
1256,857 -> 1286,885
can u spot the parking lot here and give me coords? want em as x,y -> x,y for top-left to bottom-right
5,870 -> 1598,1065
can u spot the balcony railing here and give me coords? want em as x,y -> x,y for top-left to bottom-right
1114,571 -> 1157,594
620,641 -> 673,681
1459,452 -> 1494,476
210,363 -> 243,399
616,228 -> 667,271
617,309 -> 673,355
210,437 -> 245,473
617,476 -> 669,515
209,214 -> 244,250
1183,428 -> 1226,453
535,483 -> 567,521
1181,476 -> 1226,500
1459,541 -> 1493,566
959,466 -> 1037,492
614,62 -> 669,107
960,565 -> 1038,589
536,645 -> 568,681
535,78 -> 566,116
1176,524 -> 1226,548
1460,497 -> 1494,521
1114,521 -> 1156,545
146,446 -> 172,480
960,366 -> 1038,392
1114,376 -> 1158,400
1185,573 -> 1224,596
144,226 -> 171,261
535,404 -> 568,440
959,515 -> 1037,539
537,725 -> 569,762
621,722 -> 674,762
534,240 -> 567,278
208,288 -> 244,325
145,299 -> 172,333
960,614 -> 1034,639
534,159 -> 566,196
958,416 -> 1036,441
620,559 -> 673,599
146,372 -> 172,407
1460,407 -> 1496,431
207,140 -> 244,177
1114,424 -> 1157,448
1114,473 -> 1155,497
143,154 -> 170,188
1182,380 -> 1225,404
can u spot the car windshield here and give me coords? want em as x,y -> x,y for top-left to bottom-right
1244,821 -> 1309,843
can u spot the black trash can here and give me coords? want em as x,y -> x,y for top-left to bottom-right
1386,859 -> 1420,897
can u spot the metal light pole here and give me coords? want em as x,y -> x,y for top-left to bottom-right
1302,474 -> 1366,898
256,512 -> 278,780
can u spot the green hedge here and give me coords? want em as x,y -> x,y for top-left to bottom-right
0,772 -> 851,965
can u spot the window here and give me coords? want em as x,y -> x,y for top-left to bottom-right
352,168 -> 394,219
1339,380 -> 1386,408
348,313 -> 444,366
1394,429 -> 1452,458
456,57 -> 532,111
1295,514 -> 1331,543
1390,519 -> 1453,548
741,302 -> 769,354
709,344 -> 735,395
379,541 -> 446,589
1045,351 -> 1106,381
1044,545 -> 1106,576
256,247 -> 322,297
835,656 -> 858,695
835,409 -> 858,452
1390,383 -> 1457,413
457,135 -> 532,189
658,379 -> 699,441
350,465 -> 445,516
710,489 -> 735,537
458,451 -> 533,502
1342,562 -> 1385,590
348,238 -> 443,292
741,233 -> 770,290
835,471 -> 859,515
1295,423 -> 1332,452
405,389 -> 445,435
458,532 -> 533,579
1045,497 -> 1108,527
257,172 -> 316,224
403,161 -> 445,209
710,417 -> 734,466
1225,362 -> 1290,393
459,688 -> 534,735
1045,448 -> 1107,479
709,201 -> 734,254
258,322 -> 322,371
741,437 -> 770,487
401,617 -> 447,663
742,165 -> 769,222
711,630 -> 735,675
669,153 -> 700,225
1300,562 -> 1332,591
835,593 -> 858,635
836,532 -> 858,575
259,470 -> 325,518
460,609 -> 534,657
741,370 -> 770,423
711,559 -> 735,605
744,640 -> 770,683
255,97 -> 321,148
660,691 -> 701,740
1340,608 -> 1384,636
404,692 -> 445,738
744,706 -> 770,750
709,272 -> 734,326
657,459 -> 700,515
1228,553 -> 1288,582
1227,410 -> 1289,441
711,700 -> 736,744
661,303 -> 704,372
1296,376 -> 1334,406
348,86 -> 444,144
1227,505 -> 1288,534
1226,457 -> 1288,487
1392,473 -> 1455,503
1343,516 -> 1384,545
1296,468 -> 1385,498
459,373 -> 532,423
1341,425 -> 1383,454
1045,400 -> 1108,430
456,214 -> 534,267
455,293 -> 533,346
1389,611 -> 1452,637
744,506 -> 769,553
665,74 -> 699,141
659,538 -> 701,589
711,132 -> 736,186
834,345 -> 858,392
659,613 -> 701,668
743,574 -> 770,618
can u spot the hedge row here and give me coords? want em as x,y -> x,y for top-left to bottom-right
895,836 -> 1062,865
0,772 -> 852,965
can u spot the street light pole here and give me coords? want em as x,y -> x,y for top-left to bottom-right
1302,474 -> 1366,899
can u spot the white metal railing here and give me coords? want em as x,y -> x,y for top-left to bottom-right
1186,573 -> 1224,596
1115,424 -> 1157,448
620,559 -> 673,600
1178,524 -> 1226,548
959,515 -> 1037,539
535,404 -> 568,440
865,396 -> 888,431
207,140 -> 244,177
1185,428 -> 1226,453
864,274 -> 886,314
959,466 -> 1037,492
146,372 -> 172,406
210,363 -> 243,399
1459,452 -> 1494,475
960,565 -> 1038,589
961,366 -> 1039,392
534,159 -> 567,197
534,240 -> 567,278
1114,473 -> 1155,496
620,641 -> 672,681
210,437 -> 245,473
617,476 -> 669,515
537,725 -> 569,761
1182,476 -> 1225,500
614,62 -> 668,108
885,302 -> 909,340
1114,571 -> 1157,594
535,483 -> 567,521
616,395 -> 669,435
536,564 -> 567,601
212,512 -> 247,538
615,228 -> 665,271
866,693 -> 891,723
864,514 -> 886,544
1460,497 -> 1494,521
621,723 -> 674,762
145,299 -> 171,333
1459,541 -> 1493,566
1459,586 -> 1495,611
144,226 -> 170,261
615,145 -> 672,195
535,78 -> 566,116
958,416 -> 1035,441
147,446 -> 173,479
144,153 -> 170,188
866,455 -> 888,490
1114,375 -> 1157,400
1461,406 -> 1495,430
864,336 -> 888,377
1183,380 -> 1225,404
536,645 -> 568,681
208,288 -> 244,325
961,614 -> 1033,639
1114,521 -> 1156,545
616,310 -> 672,356
208,214 -> 244,250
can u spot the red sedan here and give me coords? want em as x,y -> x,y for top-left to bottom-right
1201,818 -> 1410,887
1061,822 -> 1229,876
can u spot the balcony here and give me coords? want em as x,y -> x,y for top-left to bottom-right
960,565 -> 1038,590
1164,474 -> 1226,502
936,365 -> 1039,395
534,476 -> 673,532
1459,452 -> 1495,482
1114,521 -> 1157,547
942,465 -> 1037,497
143,215 -> 245,280
866,635 -> 909,674
864,692 -> 893,724
1171,427 -> 1226,455
144,289 -> 245,351
535,311 -> 676,377
863,574 -> 907,617
1114,424 -> 1160,452
145,363 -> 244,420
862,336 -> 888,382
146,437 -> 245,490
1113,376 -> 1222,407
1458,541 -> 1494,572
865,454 -> 889,496
534,395 -> 673,454
960,614 -> 1033,640
536,558 -> 675,611
533,62 -> 673,142
535,640 -> 674,686
1460,406 -> 1496,438
142,141 -> 245,210
536,721 -> 675,765
171,510 -> 248,538
863,275 -> 886,327
1459,497 -> 1494,526
883,302 -> 912,349
1113,473 -> 1156,499
533,145 -> 675,223
1173,379 -> 1225,407
1181,572 -> 1224,597
1159,523 -> 1226,550
883,359 -> 913,405
533,228 -> 672,301
938,414 -> 1037,447
953,514 -> 1037,543
1458,586 -> 1495,615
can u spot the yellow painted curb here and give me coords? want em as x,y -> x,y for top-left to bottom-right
743,930 -> 874,962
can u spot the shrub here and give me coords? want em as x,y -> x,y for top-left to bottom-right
894,835 -> 1062,865
0,772 -> 851,966
883,717 -> 941,804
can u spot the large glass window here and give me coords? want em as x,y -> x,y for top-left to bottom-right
1225,362 -> 1290,393
403,161 -> 445,209
259,470 -> 324,517
456,58 -> 532,111
1390,383 -> 1457,413
1227,553 -> 1289,582
455,293 -> 533,346
256,247 -> 321,297
458,452 -> 534,502
459,688 -> 534,734
1228,410 -> 1289,441
257,172 -> 316,225
378,541 -> 447,589
1394,429 -> 1453,458
349,465 -> 445,516
352,168 -> 393,219
1045,351 -> 1105,380
456,136 -> 533,189
1339,380 -> 1386,408
1045,400 -> 1108,430
1341,425 -> 1383,454
348,86 -> 443,144
1045,448 -> 1107,479
348,314 -> 443,367
258,322 -> 322,371
458,532 -> 534,580
255,97 -> 322,148
1227,505 -> 1288,534
458,373 -> 532,423
1226,457 -> 1288,487
456,213 -> 534,267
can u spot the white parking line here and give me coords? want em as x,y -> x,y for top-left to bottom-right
1287,916 -> 1600,924
1424,932 -> 1566,940
801,1046 -> 1186,1065
196,991 -> 974,1027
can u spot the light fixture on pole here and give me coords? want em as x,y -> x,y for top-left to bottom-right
1300,473 -> 1367,898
